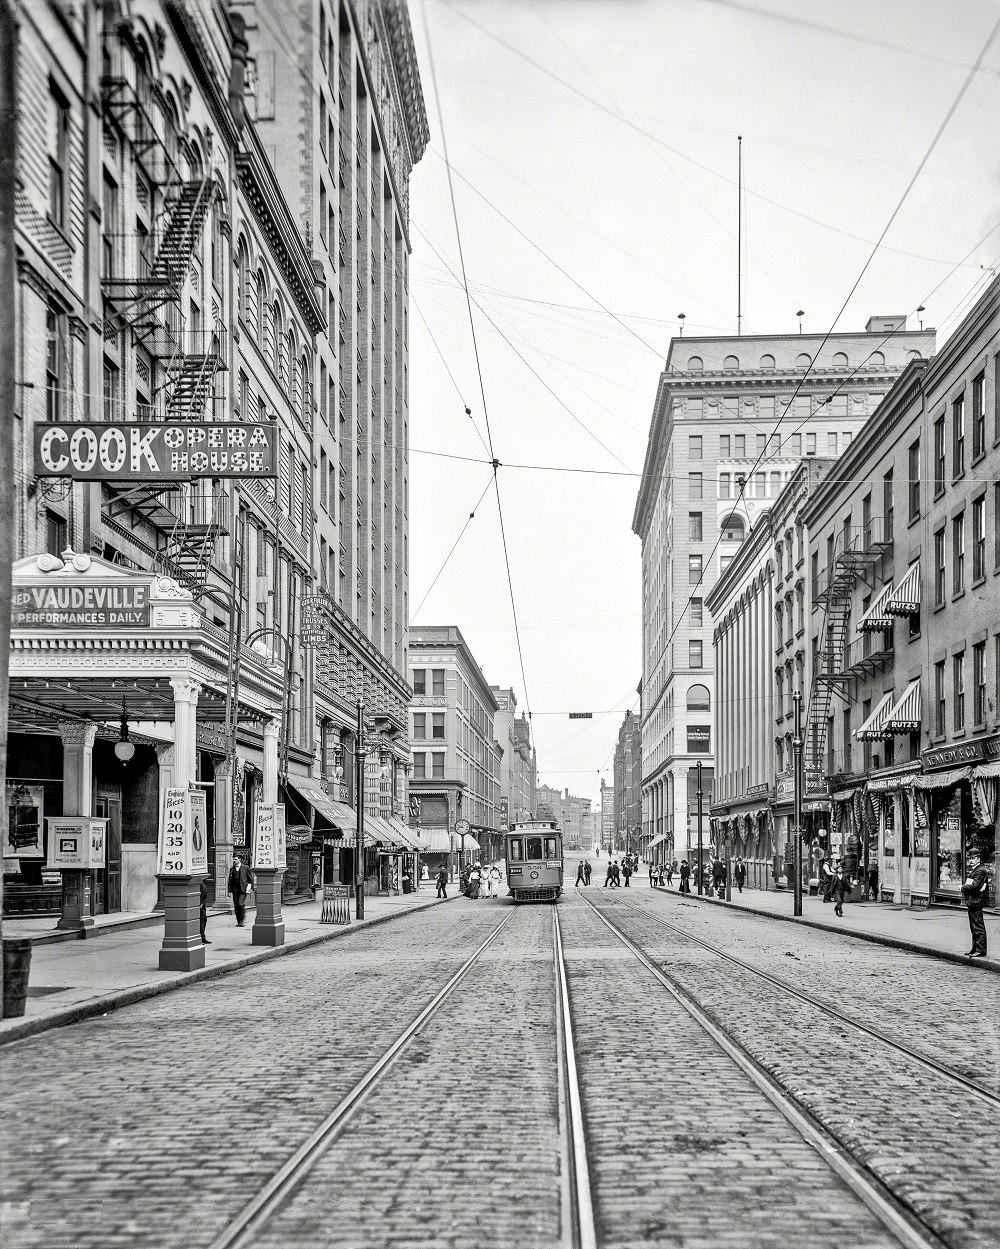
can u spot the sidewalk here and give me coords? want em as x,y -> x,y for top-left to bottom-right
653,884 -> 1000,971
1,887 -> 449,1046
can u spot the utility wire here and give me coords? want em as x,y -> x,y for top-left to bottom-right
411,295 -> 494,459
410,474 -> 494,623
421,0 -> 534,724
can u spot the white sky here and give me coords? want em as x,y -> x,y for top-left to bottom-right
405,0 -> 1000,807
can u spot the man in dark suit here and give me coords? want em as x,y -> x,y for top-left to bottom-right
963,858 -> 992,957
227,855 -> 254,927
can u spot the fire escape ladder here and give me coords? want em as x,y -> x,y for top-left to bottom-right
155,491 -> 232,589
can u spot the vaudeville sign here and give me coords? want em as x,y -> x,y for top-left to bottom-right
34,422 -> 277,480
13,580 -> 149,628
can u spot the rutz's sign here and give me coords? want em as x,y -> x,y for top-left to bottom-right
13,580 -> 149,627
34,422 -> 278,480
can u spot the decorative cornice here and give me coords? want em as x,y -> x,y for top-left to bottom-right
164,0 -> 239,149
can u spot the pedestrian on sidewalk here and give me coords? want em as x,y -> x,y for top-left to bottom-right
435,865 -> 448,899
962,856 -> 992,957
227,855 -> 254,927
576,861 -> 587,888
831,864 -> 849,918
735,857 -> 746,893
664,861 -> 673,887
649,861 -> 656,887
622,859 -> 632,888
611,860 -> 621,888
867,861 -> 880,901
488,864 -> 502,898
679,859 -> 690,893
604,860 -> 614,888
199,875 -> 211,944
583,859 -> 592,885
821,856 -> 835,903
712,858 -> 726,898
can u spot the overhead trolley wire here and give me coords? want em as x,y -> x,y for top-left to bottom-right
421,0 -> 534,724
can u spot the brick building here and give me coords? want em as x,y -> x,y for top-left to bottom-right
613,710 -> 641,857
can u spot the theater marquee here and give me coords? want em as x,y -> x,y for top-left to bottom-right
33,422 -> 278,480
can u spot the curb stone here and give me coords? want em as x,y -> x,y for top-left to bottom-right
0,896 -> 453,1048
652,886 -> 1000,974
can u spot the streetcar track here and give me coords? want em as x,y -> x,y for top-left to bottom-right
617,892 -> 1000,1108
204,909 -> 518,1249
578,891 -> 949,1249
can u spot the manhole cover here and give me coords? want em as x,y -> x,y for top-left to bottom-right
26,986 -> 69,998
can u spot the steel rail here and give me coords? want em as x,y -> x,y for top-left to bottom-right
580,894 -> 948,1249
622,895 -> 1000,1108
553,909 -> 598,1249
205,909 -> 517,1249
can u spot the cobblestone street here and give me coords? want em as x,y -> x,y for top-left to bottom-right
2,887 -> 995,1248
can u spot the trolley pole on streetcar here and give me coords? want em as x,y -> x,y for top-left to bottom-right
792,690 -> 804,918
696,760 -> 704,896
355,698 -> 365,921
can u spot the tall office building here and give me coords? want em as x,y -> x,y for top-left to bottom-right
633,318 -> 935,867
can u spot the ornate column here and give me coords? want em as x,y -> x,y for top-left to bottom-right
158,677 -> 205,972
56,722 -> 98,932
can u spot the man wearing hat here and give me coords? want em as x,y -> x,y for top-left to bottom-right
227,854 -> 254,927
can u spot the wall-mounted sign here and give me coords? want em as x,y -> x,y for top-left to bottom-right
276,805 -> 287,871
253,804 -> 286,871
34,422 -> 278,480
13,580 -> 149,628
158,788 -> 194,875
189,788 -> 208,875
48,817 -> 108,869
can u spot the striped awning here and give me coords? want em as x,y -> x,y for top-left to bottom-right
857,582 -> 895,632
883,679 -> 921,735
855,691 -> 895,740
385,817 -> 422,851
913,767 -> 972,791
647,833 -> 669,849
885,561 -> 920,615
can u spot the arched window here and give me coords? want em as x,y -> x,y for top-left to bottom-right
720,513 -> 745,542
271,301 -> 283,376
236,239 -> 249,322
687,684 -> 711,712
906,349 -> 922,361
832,351 -> 848,368
723,354 -> 739,372
796,352 -> 812,369
687,356 -> 703,373
254,271 -> 266,342
285,328 -> 296,389
869,350 -> 885,366
299,353 -> 311,418
759,353 -> 775,370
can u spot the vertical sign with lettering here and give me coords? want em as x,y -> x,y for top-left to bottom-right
158,788 -> 191,875
275,804 -> 287,871
189,788 -> 209,875
253,804 -> 277,870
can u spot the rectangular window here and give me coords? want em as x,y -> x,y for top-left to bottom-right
431,754 -> 445,779
432,669 -> 445,697
689,435 -> 703,460
734,434 -> 746,457
953,512 -> 965,594
412,752 -> 426,780
934,527 -> 946,605
827,432 -> 838,456
972,373 -> 986,459
973,641 -> 986,725
996,481 -> 1000,570
720,553 -> 733,574
754,472 -> 766,498
687,725 -> 710,753
806,432 -> 816,455
719,434 -> 731,457
908,440 -> 920,521
718,473 -> 730,499
953,394 -> 965,478
934,661 -> 946,736
933,415 -> 945,495
412,712 -> 426,739
689,512 -> 703,541
689,598 -> 703,626
953,652 -> 965,731
757,433 -> 767,456
431,712 -> 445,739
789,433 -> 801,455
45,509 -> 67,557
102,359 -> 119,422
412,668 -> 426,695
688,472 -> 703,499
48,83 -> 69,228
689,639 -> 703,668
973,496 -> 986,581
688,553 -> 702,585
45,309 -> 62,421
883,468 -> 894,541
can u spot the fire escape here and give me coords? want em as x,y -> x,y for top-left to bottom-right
806,518 -> 893,775
98,30 -> 229,587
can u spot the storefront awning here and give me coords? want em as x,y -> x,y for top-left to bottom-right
883,679 -> 921,735
855,692 -> 894,741
413,826 -> 450,853
885,561 -> 920,615
974,761 -> 1000,780
913,767 -> 972,790
365,812 -> 404,848
647,833 -> 669,849
857,582 -> 895,632
285,778 -> 377,845
385,817 -> 422,851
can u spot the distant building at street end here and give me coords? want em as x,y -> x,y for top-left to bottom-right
803,277 -> 998,913
559,790 -> 592,850
407,627 -> 501,868
613,710 -> 642,857
490,687 -> 537,831
535,783 -> 562,825
600,780 -> 616,852
706,457 -> 836,893
633,317 -> 936,870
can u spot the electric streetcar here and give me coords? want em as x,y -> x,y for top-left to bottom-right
504,819 -> 563,902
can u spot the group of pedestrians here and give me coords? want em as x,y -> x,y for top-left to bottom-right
573,860 -> 593,887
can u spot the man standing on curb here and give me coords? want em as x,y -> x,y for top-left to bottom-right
963,856 -> 992,957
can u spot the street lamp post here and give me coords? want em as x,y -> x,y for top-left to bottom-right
355,697 -> 365,921
696,760 -> 704,896
725,818 -> 732,902
792,689 -> 804,917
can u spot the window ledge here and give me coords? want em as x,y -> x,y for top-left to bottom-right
952,589 -> 965,603
972,575 -> 986,590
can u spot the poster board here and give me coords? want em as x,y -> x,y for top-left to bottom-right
189,788 -> 209,875
47,817 -> 108,869
157,787 -> 192,875
275,804 -> 287,870
253,804 -> 277,869
5,783 -> 45,861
